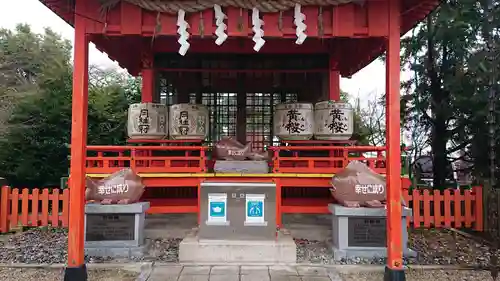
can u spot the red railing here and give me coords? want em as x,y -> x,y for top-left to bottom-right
0,186 -> 483,233
86,145 -> 208,174
0,186 -> 70,233
269,145 -> 387,174
404,187 -> 483,230
85,140 -> 391,175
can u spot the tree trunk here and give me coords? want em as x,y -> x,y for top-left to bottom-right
426,15 -> 449,189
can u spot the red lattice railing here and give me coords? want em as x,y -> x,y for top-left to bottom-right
86,145 -> 207,174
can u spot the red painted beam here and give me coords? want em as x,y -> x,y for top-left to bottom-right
83,2 -> 385,38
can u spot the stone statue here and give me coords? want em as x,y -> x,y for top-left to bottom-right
214,137 -> 270,161
330,161 -> 388,208
85,168 -> 145,204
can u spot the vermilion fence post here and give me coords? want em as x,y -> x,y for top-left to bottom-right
21,188 -> 29,226
412,189 -> 421,228
10,189 -> 19,228
0,186 -> 10,233
453,189 -> 463,228
41,189 -> 49,226
31,189 -> 40,227
464,189 -> 473,228
51,189 -> 60,227
443,189 -> 452,227
62,189 -> 70,227
433,190 -> 443,227
403,189 -> 411,227
422,189 -> 431,227
473,186 -> 484,231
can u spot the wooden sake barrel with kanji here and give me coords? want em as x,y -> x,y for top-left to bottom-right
273,103 -> 314,141
169,103 -> 209,140
314,101 -> 354,141
127,103 -> 168,140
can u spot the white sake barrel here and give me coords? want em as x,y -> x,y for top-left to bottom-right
127,103 -> 168,140
169,103 -> 209,140
273,103 -> 314,141
314,100 -> 354,140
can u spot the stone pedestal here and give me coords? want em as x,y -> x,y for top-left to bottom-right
179,181 -> 296,264
84,202 -> 150,258
328,204 -> 416,260
214,160 -> 269,173
179,228 -> 296,264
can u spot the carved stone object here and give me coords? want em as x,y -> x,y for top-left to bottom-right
214,137 -> 271,161
169,103 -> 209,140
127,103 -> 168,140
330,161 -> 387,208
85,168 -> 145,204
214,137 -> 251,161
274,103 -> 314,141
314,100 -> 354,141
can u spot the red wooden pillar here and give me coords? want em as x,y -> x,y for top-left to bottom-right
142,69 -> 155,102
141,52 -> 155,103
384,0 -> 404,279
329,55 -> 341,101
64,0 -> 89,280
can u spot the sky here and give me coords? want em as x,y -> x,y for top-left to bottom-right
0,0 -> 393,106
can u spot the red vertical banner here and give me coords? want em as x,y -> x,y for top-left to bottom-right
385,0 -> 403,274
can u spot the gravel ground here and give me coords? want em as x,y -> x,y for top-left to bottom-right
0,227 -> 495,266
0,268 -> 138,281
296,228 -> 495,265
409,228 -> 495,266
0,227 -> 181,264
339,270 -> 493,281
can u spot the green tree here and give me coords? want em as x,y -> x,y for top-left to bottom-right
0,24 -> 72,137
399,0 -> 496,187
0,25 -> 140,187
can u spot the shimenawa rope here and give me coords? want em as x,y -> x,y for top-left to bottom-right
101,0 -> 360,14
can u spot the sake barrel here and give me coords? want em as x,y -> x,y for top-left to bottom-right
127,103 -> 168,140
273,103 -> 314,141
169,103 -> 209,140
314,100 -> 354,141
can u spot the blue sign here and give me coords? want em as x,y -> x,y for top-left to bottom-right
247,201 -> 263,218
209,201 -> 226,217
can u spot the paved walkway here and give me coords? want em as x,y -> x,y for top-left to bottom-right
146,265 -> 342,281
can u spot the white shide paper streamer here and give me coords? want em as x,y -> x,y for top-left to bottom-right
294,4 -> 307,45
214,4 -> 228,45
176,9 -> 190,56
251,7 -> 265,52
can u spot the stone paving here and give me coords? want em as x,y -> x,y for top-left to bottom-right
146,265 -> 343,281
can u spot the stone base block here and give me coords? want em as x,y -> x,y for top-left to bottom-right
84,202 -> 149,259
85,245 -> 146,258
179,229 -> 296,264
328,204 -> 416,261
332,247 -> 417,261
214,160 -> 269,174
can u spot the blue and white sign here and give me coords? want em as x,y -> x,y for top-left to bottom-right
245,194 -> 265,224
207,193 -> 227,224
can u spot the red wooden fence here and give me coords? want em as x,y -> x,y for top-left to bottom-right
0,186 -> 70,233
404,186 -> 483,230
0,185 -> 484,233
